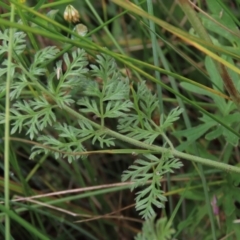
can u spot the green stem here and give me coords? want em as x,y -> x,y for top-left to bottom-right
4,4 -> 15,240
63,105 -> 240,174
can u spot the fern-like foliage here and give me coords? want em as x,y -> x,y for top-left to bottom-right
122,152 -> 183,219
0,30 -> 184,220
135,215 -> 175,240
0,29 -> 26,55
0,31 -> 101,159
30,46 -> 60,76
116,81 -> 183,218
0,97 -> 56,140
0,30 -> 26,97
57,48 -> 89,90
30,122 -> 89,162
118,81 -> 183,145
77,54 -> 133,121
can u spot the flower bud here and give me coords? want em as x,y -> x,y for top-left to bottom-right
64,5 -> 80,23
75,24 -> 88,37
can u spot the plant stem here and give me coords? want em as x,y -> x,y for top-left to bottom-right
4,4 -> 15,240
63,105 -> 240,174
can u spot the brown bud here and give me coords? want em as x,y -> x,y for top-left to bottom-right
64,5 -> 80,23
